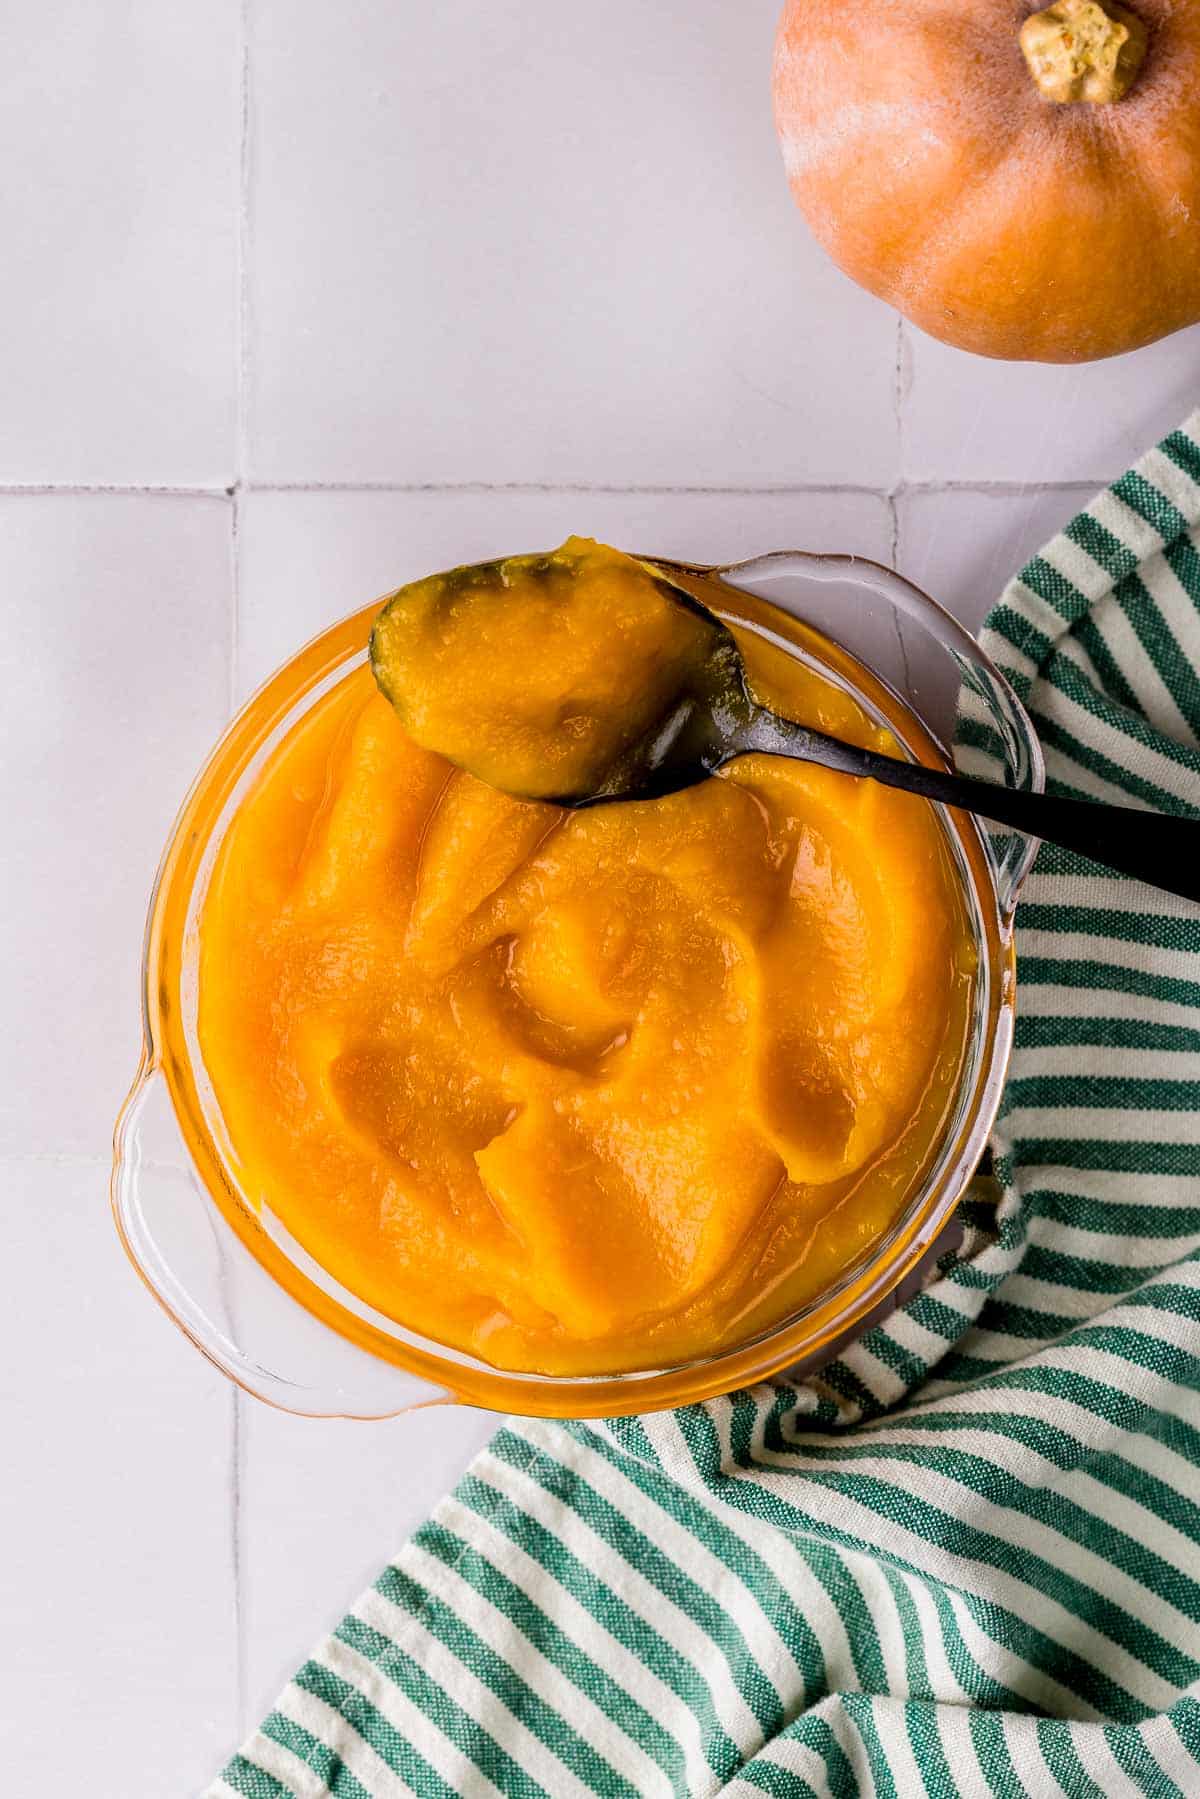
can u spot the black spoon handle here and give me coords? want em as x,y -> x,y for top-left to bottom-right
743,712 -> 1200,905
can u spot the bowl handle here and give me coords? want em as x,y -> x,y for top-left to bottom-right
112,1065 -> 456,1419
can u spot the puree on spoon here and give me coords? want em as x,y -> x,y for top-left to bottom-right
198,539 -> 975,1376
369,536 -> 737,803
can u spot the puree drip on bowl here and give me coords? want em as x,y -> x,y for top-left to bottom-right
198,541 -> 977,1377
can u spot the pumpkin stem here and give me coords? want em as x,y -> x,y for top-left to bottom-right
1020,0 -> 1148,102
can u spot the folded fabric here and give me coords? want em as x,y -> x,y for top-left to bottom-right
210,413 -> 1200,1799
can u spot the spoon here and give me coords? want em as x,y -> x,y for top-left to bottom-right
372,547 -> 1200,905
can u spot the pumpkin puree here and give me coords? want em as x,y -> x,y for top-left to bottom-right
369,538 -> 722,801
198,583 -> 975,1376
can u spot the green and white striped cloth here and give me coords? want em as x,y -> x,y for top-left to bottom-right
210,414 -> 1200,1799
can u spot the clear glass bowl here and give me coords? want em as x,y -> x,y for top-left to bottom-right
112,551 -> 1042,1419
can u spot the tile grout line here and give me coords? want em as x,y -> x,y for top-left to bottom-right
887,318 -> 911,683
237,476 -> 1112,497
236,0 -> 253,491
885,490 -> 900,571
0,483 -> 233,498
256,478 -> 901,496
231,1385 -> 249,1738
229,0 -> 253,1739
0,477 -> 1113,498
230,491 -> 242,715
0,1151 -> 112,1167
886,315 -> 907,567
229,0 -> 254,711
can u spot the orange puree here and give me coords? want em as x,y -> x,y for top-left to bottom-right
370,538 -> 722,800
198,589 -> 975,1376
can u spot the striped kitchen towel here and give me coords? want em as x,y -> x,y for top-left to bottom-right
210,413 -> 1200,1799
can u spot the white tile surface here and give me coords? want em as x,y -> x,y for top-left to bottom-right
236,486 -> 893,695
0,1159 -> 236,1799
4,2 -> 1200,1794
0,4 -> 239,485
892,485 -> 1102,731
896,484 -> 1099,642
904,322 -> 1200,487
247,0 -> 899,487
0,496 -> 231,1157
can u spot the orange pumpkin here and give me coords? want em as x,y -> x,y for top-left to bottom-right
773,0 -> 1200,361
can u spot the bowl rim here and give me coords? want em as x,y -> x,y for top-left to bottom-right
114,553 -> 1032,1417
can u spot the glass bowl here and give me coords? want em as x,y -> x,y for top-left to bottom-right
111,550 -> 1042,1419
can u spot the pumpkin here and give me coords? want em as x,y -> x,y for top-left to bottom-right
772,0 -> 1200,361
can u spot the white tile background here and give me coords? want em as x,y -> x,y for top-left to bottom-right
1,3 -> 1197,1794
